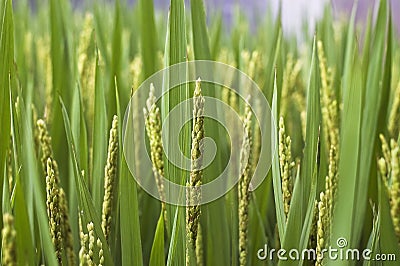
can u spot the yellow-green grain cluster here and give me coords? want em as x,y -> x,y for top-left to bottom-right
317,40 -> 339,153
379,134 -> 391,188
60,188 -> 76,265
129,56 -> 143,96
309,200 -> 319,250
389,140 -> 400,240
130,56 -> 144,190
78,13 -> 96,124
87,222 -> 95,265
38,120 -> 75,265
316,192 -> 327,265
2,213 -> 17,266
79,217 -> 105,266
46,158 -> 63,263
97,238 -> 104,266
316,145 -> 338,264
281,54 -> 303,116
278,117 -> 294,217
252,98 -> 262,174
37,119 -> 59,178
144,84 -> 167,220
389,81 -> 400,137
325,146 -> 338,228
379,134 -> 400,237
186,78 -> 205,266
78,13 -> 95,77
79,220 -> 96,266
36,36 -> 52,118
238,102 -> 253,266
196,224 -> 204,266
78,216 -> 88,266
101,115 -> 119,241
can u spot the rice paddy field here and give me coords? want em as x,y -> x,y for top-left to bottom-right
1,0 -> 400,265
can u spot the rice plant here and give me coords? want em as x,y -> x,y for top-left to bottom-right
0,0 -> 400,265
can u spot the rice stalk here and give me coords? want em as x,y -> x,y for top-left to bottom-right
37,119 -> 59,180
216,48 -> 235,67
101,115 -> 119,241
221,87 -> 230,106
32,104 -> 40,157
186,78 -> 205,266
317,40 -> 339,154
36,36 -> 52,120
241,50 -> 250,72
389,81 -> 400,138
379,134 -> 392,189
127,56 -> 144,211
81,58 -> 96,128
38,119 -> 75,264
309,200 -> 319,250
229,89 -> 239,113
315,144 -> 338,265
238,101 -> 253,266
325,145 -> 338,235
378,135 -> 400,241
316,192 -> 327,266
144,84 -> 167,225
389,140 -> 400,241
59,188 -> 76,265
129,56 -> 143,96
281,54 -> 303,116
248,51 -> 261,82
196,224 -> 204,266
378,157 -> 389,184
78,13 -> 95,77
252,97 -> 261,175
78,13 -> 96,128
